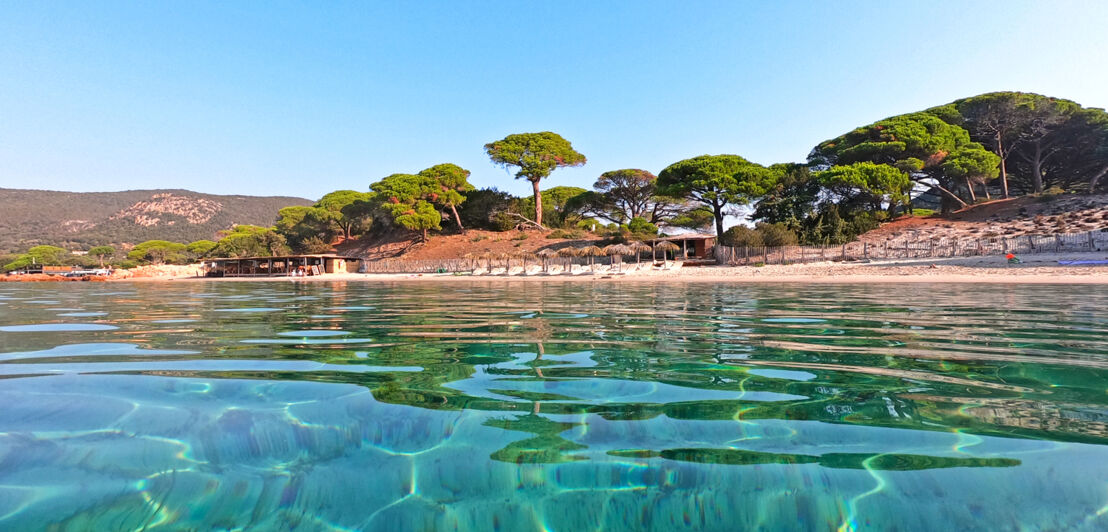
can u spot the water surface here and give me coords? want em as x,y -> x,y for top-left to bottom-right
0,281 -> 1105,531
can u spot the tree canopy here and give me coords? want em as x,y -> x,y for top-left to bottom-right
127,240 -> 188,265
418,163 -> 475,231
657,154 -> 774,237
370,173 -> 441,242
485,132 -> 586,228
315,190 -> 375,239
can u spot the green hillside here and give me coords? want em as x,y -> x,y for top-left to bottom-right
0,188 -> 313,252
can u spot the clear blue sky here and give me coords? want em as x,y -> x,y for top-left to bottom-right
2,1 -> 1106,200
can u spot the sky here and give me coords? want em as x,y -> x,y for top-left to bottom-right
2,1 -> 1107,201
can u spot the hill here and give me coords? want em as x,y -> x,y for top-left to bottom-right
858,194 -> 1108,244
0,188 -> 313,252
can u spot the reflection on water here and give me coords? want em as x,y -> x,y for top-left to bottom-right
0,281 -> 1106,530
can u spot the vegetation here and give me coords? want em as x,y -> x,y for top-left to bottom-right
0,188 -> 311,254
484,132 -> 586,228
3,91 -> 1105,261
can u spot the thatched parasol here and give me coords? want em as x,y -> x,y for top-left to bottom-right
603,244 -> 633,272
655,241 -> 680,266
511,249 -> 536,269
537,248 -> 559,272
579,245 -> 605,271
556,247 -> 580,257
628,241 -> 652,265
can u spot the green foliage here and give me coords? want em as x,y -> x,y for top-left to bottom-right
185,240 -> 217,258
87,245 -> 116,267
817,162 -> 912,213
666,207 -> 715,232
275,205 -> 336,253
127,240 -> 188,265
512,232 -> 529,240
457,188 -> 518,231
370,173 -> 442,241
720,223 -> 797,248
117,260 -> 138,269
756,222 -> 798,247
657,154 -> 775,237
3,245 -> 70,271
721,225 -> 764,248
518,186 -> 588,228
315,190 -> 375,239
418,163 -> 475,230
211,225 -> 290,258
484,132 -> 586,227
626,216 -> 658,236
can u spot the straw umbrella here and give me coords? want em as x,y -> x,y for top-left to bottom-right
511,249 -> 536,273
603,244 -> 633,272
655,241 -> 680,267
537,248 -> 558,272
579,245 -> 605,272
557,246 -> 580,273
628,241 -> 652,265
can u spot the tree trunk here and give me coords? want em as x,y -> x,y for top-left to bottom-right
1090,164 -> 1108,193
450,203 -> 464,231
714,208 -> 725,239
531,179 -> 543,228
421,228 -> 428,242
997,133 -> 1010,198
966,177 -> 977,203
1031,142 -> 1045,193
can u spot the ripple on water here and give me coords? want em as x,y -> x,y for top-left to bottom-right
57,312 -> 108,317
276,330 -> 352,337
214,308 -> 282,313
0,323 -> 118,332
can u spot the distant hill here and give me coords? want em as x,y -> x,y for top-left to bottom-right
0,188 -> 313,253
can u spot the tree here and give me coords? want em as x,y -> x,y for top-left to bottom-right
575,168 -> 688,225
87,245 -> 115,268
418,164 -> 475,231
484,132 -> 586,228
656,154 -> 774,238
750,163 -> 821,233
315,190 -> 375,240
519,186 -> 588,227
810,112 -> 997,214
942,92 -> 1032,198
2,245 -> 69,271
456,188 -> 517,230
212,226 -> 290,258
370,173 -> 441,242
817,162 -> 913,214
940,148 -> 1001,202
127,240 -> 188,265
185,240 -> 217,261
275,206 -> 336,252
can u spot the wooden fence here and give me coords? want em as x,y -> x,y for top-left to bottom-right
357,255 -> 630,274
713,229 -> 1108,266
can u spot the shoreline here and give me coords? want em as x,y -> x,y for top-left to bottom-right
9,253 -> 1108,285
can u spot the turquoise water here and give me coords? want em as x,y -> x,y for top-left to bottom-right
0,281 -> 1106,531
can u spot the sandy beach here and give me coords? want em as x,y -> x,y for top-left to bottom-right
95,251 -> 1108,284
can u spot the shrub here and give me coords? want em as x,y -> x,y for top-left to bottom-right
755,223 -> 798,247
626,217 -> 658,236
721,225 -> 764,248
547,229 -> 582,239
492,212 -> 517,232
512,232 -> 529,241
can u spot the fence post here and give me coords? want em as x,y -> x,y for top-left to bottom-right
841,243 -> 846,260
863,242 -> 868,259
763,246 -> 768,264
1090,231 -> 1096,250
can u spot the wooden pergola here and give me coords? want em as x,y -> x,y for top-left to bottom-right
204,254 -> 360,277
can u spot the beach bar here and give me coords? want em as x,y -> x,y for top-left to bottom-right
204,254 -> 361,277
